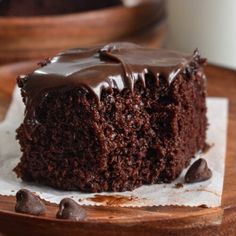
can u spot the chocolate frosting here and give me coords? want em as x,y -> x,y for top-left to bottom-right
20,42 -> 205,102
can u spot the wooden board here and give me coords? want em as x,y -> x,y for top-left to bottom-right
0,0 -> 165,65
0,61 -> 235,236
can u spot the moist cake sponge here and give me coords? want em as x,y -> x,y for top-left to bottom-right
14,42 -> 207,192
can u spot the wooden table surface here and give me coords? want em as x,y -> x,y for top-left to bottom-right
0,62 -> 235,236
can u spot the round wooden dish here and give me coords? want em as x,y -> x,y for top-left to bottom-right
0,61 -> 235,236
0,0 -> 165,65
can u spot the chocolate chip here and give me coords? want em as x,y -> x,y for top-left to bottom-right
185,158 -> 212,183
56,198 -> 87,221
15,189 -> 46,216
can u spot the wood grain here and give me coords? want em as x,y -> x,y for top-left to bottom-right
0,62 -> 235,236
0,0 -> 165,65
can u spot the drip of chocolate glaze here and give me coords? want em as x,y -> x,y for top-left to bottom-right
20,42 -> 206,104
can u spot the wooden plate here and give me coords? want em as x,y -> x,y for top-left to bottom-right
0,0 -> 165,65
0,61 -> 236,236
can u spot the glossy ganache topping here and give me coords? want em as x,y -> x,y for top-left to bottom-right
20,42 -> 206,101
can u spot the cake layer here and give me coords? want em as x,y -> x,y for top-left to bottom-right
15,43 -> 207,192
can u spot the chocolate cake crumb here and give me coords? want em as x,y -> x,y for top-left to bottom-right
15,189 -> 45,216
175,183 -> 183,189
16,75 -> 28,88
198,204 -> 208,208
185,158 -> 212,183
56,198 -> 86,221
202,142 -> 213,154
38,58 -> 51,67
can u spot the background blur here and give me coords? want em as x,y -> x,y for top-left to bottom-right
165,0 -> 236,69
0,0 -> 235,70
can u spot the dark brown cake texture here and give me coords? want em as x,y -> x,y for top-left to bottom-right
14,42 -> 208,193
0,0 -> 121,16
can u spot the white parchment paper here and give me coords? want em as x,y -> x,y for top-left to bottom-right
0,88 -> 228,207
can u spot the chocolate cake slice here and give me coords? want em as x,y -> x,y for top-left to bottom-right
14,42 -> 207,192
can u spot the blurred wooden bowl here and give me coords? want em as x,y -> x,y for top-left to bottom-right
0,0 -> 165,64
